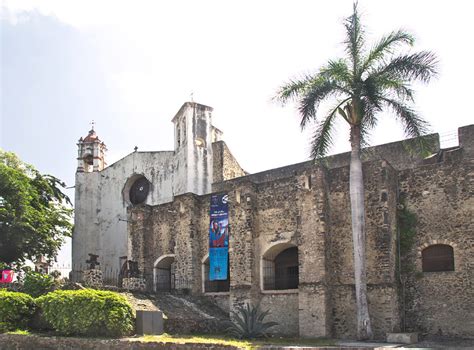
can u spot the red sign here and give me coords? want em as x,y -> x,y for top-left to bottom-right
0,270 -> 14,283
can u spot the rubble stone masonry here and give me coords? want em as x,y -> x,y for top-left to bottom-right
129,125 -> 473,339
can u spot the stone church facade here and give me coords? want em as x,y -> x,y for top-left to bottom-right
73,102 -> 473,339
73,102 -> 246,270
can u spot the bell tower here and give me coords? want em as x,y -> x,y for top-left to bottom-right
172,102 -> 220,195
76,123 -> 107,172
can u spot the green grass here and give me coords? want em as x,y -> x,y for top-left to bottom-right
6,329 -> 31,335
3,330 -> 335,349
139,333 -> 335,349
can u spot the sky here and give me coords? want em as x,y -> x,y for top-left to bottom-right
1,0 -> 473,265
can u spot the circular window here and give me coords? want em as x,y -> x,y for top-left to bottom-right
129,177 -> 150,205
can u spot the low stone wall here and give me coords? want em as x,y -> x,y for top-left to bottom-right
0,334 -> 241,350
123,277 -> 147,292
260,292 -> 299,336
164,318 -> 228,335
83,269 -> 103,288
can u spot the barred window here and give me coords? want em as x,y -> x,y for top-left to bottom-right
422,244 -> 454,272
263,246 -> 299,290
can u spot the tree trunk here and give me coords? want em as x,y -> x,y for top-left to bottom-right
349,125 -> 373,340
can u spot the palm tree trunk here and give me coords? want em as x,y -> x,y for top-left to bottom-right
349,125 -> 373,340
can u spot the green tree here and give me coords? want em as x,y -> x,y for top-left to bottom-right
275,4 -> 437,340
0,150 -> 73,268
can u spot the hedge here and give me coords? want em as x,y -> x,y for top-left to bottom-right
22,271 -> 56,297
0,290 -> 36,332
36,289 -> 134,336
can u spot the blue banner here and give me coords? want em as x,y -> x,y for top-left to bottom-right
209,193 -> 229,281
209,248 -> 228,280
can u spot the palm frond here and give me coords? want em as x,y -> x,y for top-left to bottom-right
374,51 -> 438,83
319,59 -> 352,89
275,2 -> 438,168
381,98 -> 430,137
362,30 -> 414,72
274,75 -> 317,105
361,77 -> 382,108
359,97 -> 380,148
297,78 -> 343,129
378,77 -> 414,102
310,100 -> 346,159
344,2 -> 365,75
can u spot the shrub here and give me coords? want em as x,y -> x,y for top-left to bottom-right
50,270 -> 62,280
227,302 -> 278,339
0,290 -> 36,332
36,289 -> 134,336
22,271 -> 56,297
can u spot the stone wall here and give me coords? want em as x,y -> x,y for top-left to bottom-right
399,146 -> 473,337
260,292 -> 299,336
130,161 -> 402,339
212,141 -> 247,183
83,269 -> 103,288
206,294 -> 230,313
128,125 -> 473,340
73,151 -> 176,272
130,195 -> 202,293
327,160 -> 400,339
122,277 -> 147,292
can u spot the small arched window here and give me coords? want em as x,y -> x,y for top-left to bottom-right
422,244 -> 454,272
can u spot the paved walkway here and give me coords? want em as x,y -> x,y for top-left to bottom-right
337,341 -> 403,348
264,338 -> 474,349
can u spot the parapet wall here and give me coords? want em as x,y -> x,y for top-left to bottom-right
213,131 -> 442,192
459,124 -> 474,157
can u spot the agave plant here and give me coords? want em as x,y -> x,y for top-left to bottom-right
226,302 -> 278,339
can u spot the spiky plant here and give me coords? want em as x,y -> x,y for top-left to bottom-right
275,3 -> 437,340
226,302 -> 278,339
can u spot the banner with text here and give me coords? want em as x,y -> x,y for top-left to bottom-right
209,193 -> 229,280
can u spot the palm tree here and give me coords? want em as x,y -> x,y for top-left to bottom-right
275,3 -> 437,340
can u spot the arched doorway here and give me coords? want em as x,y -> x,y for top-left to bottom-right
154,255 -> 175,292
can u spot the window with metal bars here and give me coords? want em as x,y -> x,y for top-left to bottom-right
422,244 -> 454,272
263,246 -> 299,290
